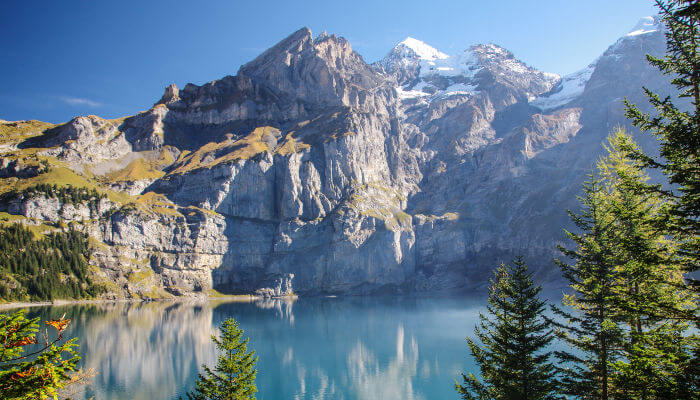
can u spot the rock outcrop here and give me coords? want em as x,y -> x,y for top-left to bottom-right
0,17 -> 671,297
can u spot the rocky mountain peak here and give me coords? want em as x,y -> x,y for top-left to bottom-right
238,27 -> 314,75
237,26 -> 364,78
384,37 -> 448,64
377,37 -> 447,82
157,83 -> 181,105
234,27 -> 387,112
626,15 -> 662,37
0,17 -> 671,297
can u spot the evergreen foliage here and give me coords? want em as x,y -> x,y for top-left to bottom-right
185,317 -> 258,400
456,257 -> 558,400
0,310 -> 80,399
623,0 -> 700,290
602,132 -> 696,399
0,224 -> 103,301
553,131 -> 697,399
550,172 -> 623,400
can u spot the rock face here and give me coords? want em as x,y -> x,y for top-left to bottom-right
0,17 -> 673,296
7,195 -> 113,223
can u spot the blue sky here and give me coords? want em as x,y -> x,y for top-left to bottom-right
1,0 -> 658,123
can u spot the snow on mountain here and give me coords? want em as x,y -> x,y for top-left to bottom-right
378,37 -> 448,73
531,16 -> 662,110
379,38 -> 484,101
395,84 -> 430,100
390,41 -> 558,106
396,37 -> 448,61
530,64 -> 594,110
418,48 -> 483,79
626,16 -> 661,37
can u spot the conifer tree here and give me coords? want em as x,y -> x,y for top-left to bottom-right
0,310 -> 80,399
600,131 -> 697,399
623,0 -> 700,290
456,257 -> 558,400
186,318 -> 258,400
550,175 -> 623,400
554,131 -> 698,399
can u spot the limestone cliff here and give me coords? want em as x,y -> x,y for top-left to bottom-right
0,17 -> 672,297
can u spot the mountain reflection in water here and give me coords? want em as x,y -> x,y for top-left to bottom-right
17,296 -> 486,400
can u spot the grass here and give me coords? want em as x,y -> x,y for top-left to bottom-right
0,153 -> 188,223
129,191 -> 183,217
0,154 -> 136,207
104,158 -> 165,182
126,266 -> 173,299
87,236 -> 110,250
415,212 -> 461,222
207,288 -> 232,298
169,126 -> 280,175
0,211 -> 23,224
326,131 -> 356,142
185,205 -> 221,216
0,120 -> 55,145
395,211 -> 412,224
442,212 -> 459,220
127,268 -> 155,285
274,132 -> 311,156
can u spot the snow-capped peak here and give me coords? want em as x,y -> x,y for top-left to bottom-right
626,16 -> 662,37
394,37 -> 448,61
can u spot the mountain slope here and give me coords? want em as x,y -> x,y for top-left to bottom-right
0,17 -> 669,297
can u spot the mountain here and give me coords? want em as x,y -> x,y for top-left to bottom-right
0,17 -> 671,298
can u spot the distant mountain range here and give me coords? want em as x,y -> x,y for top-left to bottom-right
0,16 -> 672,297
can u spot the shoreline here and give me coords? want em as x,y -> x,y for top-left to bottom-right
0,294 -> 299,311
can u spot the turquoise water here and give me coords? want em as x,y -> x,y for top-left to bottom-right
17,296 -> 495,399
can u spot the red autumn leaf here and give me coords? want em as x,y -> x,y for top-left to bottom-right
7,336 -> 37,348
10,367 -> 35,380
46,317 -> 70,333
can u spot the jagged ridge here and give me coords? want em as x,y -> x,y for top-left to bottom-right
0,17 -> 671,298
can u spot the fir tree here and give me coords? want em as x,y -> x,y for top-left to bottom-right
623,0 -> 700,292
601,131 -> 697,399
186,318 -> 258,400
554,131 -> 698,399
0,225 -> 102,301
550,175 -> 623,400
456,257 -> 558,400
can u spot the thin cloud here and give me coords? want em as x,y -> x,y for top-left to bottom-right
59,96 -> 102,107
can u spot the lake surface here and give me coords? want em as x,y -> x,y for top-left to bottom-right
15,296 -> 500,399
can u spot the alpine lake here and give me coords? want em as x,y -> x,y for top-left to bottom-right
7,294 -> 562,399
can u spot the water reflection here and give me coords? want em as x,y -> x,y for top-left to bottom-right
346,325 -> 423,400
27,302 -> 217,400
254,297 -> 295,325
15,296 -> 486,400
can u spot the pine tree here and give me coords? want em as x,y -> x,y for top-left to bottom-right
554,131 -> 698,399
456,257 -> 558,400
601,131 -> 697,399
186,318 -> 258,400
623,0 -> 699,291
550,175 -> 623,400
